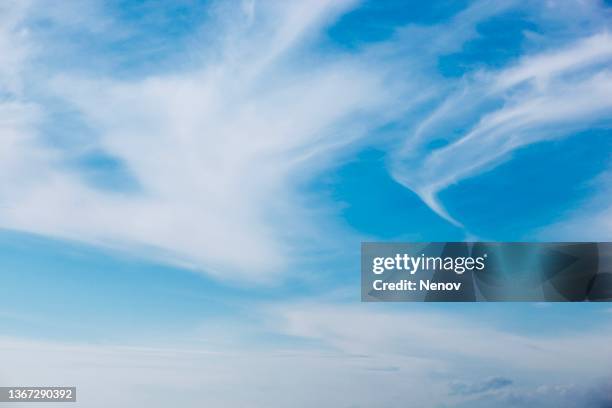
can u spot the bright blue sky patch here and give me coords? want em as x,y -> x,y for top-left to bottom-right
440,129 -> 612,240
319,148 -> 462,240
437,10 -> 538,76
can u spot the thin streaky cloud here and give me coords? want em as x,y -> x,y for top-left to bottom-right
391,32 -> 612,227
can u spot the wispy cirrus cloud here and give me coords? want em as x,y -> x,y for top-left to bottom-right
270,302 -> 612,377
0,0 -> 397,281
0,0 -> 511,280
391,32 -> 612,226
449,376 -> 513,396
1,0 -> 611,283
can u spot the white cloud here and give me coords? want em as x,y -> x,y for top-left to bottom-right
2,0 -> 611,282
391,32 -> 612,227
0,0 -> 514,280
0,0 -> 399,282
0,0 -> 31,95
0,335 -> 448,408
270,302 -> 612,378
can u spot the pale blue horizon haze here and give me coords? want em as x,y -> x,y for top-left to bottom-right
0,0 -> 612,407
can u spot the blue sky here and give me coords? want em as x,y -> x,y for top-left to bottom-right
1,0 -> 612,407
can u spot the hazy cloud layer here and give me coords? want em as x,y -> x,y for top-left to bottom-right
1,302 -> 610,408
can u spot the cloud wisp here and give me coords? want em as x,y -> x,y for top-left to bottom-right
391,31 -> 612,226
449,376 -> 513,396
